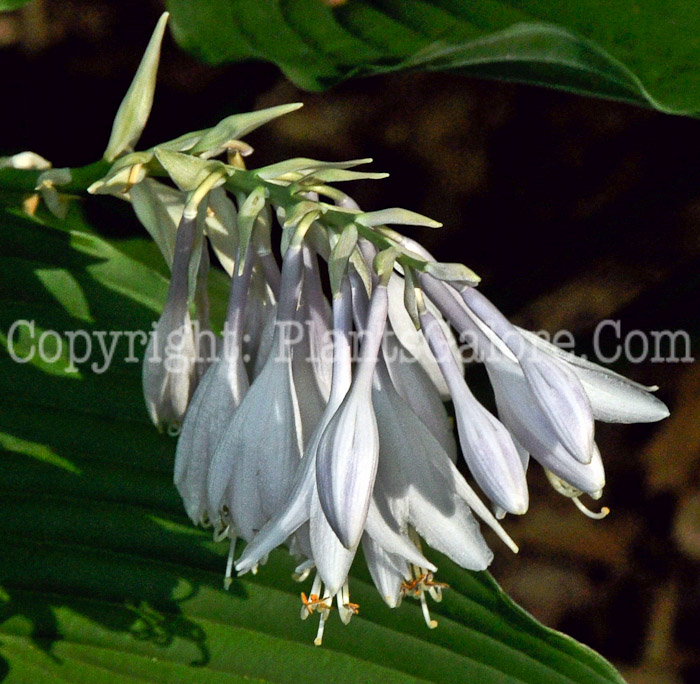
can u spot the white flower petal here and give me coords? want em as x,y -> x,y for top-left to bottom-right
236,279 -> 354,573
365,500 -> 436,571
173,362 -> 218,524
382,323 -> 457,462
493,439 -> 530,520
316,389 -> 378,549
421,310 -> 528,515
362,535 -> 408,608
387,273 -> 462,399
316,284 -> 387,549
249,288 -> 277,379
519,351 -> 595,464
291,249 -> 331,440
301,247 -> 333,397
235,450 -> 315,574
209,244 -> 306,539
372,364 -> 494,571
488,357 -> 605,495
310,489 -> 356,595
460,286 -> 594,464
142,305 -> 196,430
212,343 -> 303,540
517,328 -> 670,424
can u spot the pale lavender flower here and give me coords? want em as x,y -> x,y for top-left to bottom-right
173,237 -> 254,528
459,285 -> 595,465
192,239 -> 218,381
315,281 -> 387,549
420,308 -> 529,515
142,214 -> 198,433
207,238 -> 306,541
382,317 -> 457,461
419,273 -> 666,515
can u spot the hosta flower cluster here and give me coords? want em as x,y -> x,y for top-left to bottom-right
94,111 -> 669,644
89,16 -> 669,645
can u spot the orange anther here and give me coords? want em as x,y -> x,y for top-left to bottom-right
300,592 -> 332,613
401,574 -> 426,594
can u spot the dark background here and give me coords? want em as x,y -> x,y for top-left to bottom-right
2,2 -> 699,682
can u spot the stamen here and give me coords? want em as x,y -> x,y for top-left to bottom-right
401,573 -> 426,596
573,496 -> 610,520
125,163 -> 144,191
425,573 -> 448,602
213,524 -> 230,543
428,585 -> 443,602
419,591 -> 438,629
293,559 -> 314,583
314,610 -> 328,646
300,588 -> 333,621
337,582 -> 358,625
224,538 -> 237,590
545,469 -> 582,498
402,565 -> 446,628
300,592 -> 315,617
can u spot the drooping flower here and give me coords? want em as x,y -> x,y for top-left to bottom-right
315,279 -> 386,549
419,307 -> 529,515
173,234 -> 254,528
142,214 -> 198,433
418,271 -> 666,514
206,233 -> 306,542
381,314 -> 457,461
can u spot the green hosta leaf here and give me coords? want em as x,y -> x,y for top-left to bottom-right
167,0 -> 700,115
0,200 -> 625,683
0,0 -> 31,10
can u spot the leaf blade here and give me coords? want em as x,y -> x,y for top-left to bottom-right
167,0 -> 700,114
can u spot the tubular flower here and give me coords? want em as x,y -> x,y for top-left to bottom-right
142,214 -> 199,434
101,95 -> 670,643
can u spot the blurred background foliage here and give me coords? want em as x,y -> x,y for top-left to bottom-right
1,1 -> 699,683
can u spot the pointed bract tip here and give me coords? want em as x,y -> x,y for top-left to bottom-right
104,12 -> 170,161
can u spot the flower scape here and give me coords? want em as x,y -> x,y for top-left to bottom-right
89,15 -> 670,646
